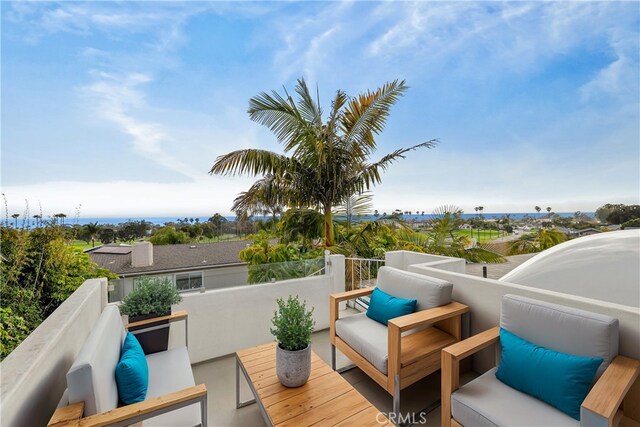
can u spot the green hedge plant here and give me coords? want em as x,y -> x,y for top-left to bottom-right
120,276 -> 182,318
270,296 -> 315,351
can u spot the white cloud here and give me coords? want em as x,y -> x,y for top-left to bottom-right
2,177 -> 256,218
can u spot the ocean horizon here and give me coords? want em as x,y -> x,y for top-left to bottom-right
9,212 -> 595,226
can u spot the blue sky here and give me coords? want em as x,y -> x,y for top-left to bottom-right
2,1 -> 639,217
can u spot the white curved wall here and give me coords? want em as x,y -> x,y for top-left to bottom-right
500,230 -> 640,307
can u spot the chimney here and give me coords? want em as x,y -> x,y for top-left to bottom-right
131,242 -> 153,267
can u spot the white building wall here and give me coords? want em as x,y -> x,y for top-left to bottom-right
0,278 -> 108,427
169,274 -> 334,363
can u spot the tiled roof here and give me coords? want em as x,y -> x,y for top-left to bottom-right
87,241 -> 252,275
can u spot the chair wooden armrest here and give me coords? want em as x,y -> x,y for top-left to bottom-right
49,384 -> 207,427
441,326 -> 499,427
388,302 -> 469,332
330,287 -> 374,304
442,326 -> 500,361
48,402 -> 85,426
125,310 -> 188,329
581,356 -> 640,425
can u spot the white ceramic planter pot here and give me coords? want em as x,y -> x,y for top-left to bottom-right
276,344 -> 311,387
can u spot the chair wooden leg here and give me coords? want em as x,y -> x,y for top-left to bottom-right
331,344 -> 336,371
393,374 -> 400,415
441,350 -> 459,427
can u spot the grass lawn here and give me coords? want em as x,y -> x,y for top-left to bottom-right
454,229 -> 508,243
70,240 -> 103,251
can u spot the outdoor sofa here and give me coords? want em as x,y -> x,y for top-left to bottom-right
48,305 -> 207,427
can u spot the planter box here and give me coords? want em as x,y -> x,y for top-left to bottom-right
129,312 -> 170,355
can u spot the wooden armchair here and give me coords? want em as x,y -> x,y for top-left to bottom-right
48,307 -> 207,427
441,294 -> 640,427
330,266 -> 469,414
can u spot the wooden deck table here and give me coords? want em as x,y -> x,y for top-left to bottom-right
236,342 -> 390,426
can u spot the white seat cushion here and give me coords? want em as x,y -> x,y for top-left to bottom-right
452,368 -> 579,427
335,313 -> 389,374
143,347 -> 201,427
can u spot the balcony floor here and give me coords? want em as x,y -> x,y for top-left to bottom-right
193,327 -> 477,426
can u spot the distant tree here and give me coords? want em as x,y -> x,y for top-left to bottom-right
595,203 -> 624,222
207,213 -> 227,240
535,206 -> 541,216
235,211 -> 254,237
83,222 -> 101,247
117,220 -> 149,242
546,207 -> 552,217
374,210 -> 379,217
98,227 -> 116,244
33,214 -> 42,228
10,214 -> 19,228
149,226 -> 189,245
606,204 -> 640,225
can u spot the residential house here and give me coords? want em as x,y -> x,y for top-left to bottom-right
87,241 -> 251,301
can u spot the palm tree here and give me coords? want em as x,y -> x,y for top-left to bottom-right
535,206 -> 541,217
83,222 -> 101,247
508,228 -> 566,255
11,213 -> 19,228
210,78 -> 437,246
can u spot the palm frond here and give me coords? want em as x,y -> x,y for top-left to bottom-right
247,88 -> 313,148
210,149 -> 292,176
295,78 -> 323,127
341,79 -> 409,156
231,175 -> 288,215
355,139 -> 438,190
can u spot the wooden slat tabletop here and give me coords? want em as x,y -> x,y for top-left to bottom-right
237,342 -> 390,426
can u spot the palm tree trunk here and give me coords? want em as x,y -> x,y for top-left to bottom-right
323,206 -> 334,247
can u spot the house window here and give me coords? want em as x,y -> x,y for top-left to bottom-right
175,272 -> 203,292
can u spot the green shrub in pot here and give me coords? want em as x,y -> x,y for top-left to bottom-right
271,296 -> 315,387
120,276 -> 182,355
120,276 -> 182,318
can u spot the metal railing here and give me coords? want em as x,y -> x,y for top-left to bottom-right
345,257 -> 385,292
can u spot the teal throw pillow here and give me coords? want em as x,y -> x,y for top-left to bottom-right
366,287 -> 417,326
496,328 -> 603,420
115,332 -> 149,404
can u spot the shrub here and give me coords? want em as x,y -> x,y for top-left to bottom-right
621,218 -> 640,229
149,226 -> 189,245
270,296 -> 315,351
120,276 -> 182,317
0,308 -> 31,359
1,225 -> 117,360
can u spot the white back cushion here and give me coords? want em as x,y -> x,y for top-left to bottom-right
67,305 -> 126,415
500,294 -> 618,378
376,266 -> 452,311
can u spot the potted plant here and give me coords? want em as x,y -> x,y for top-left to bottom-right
271,295 -> 315,387
120,276 -> 182,355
